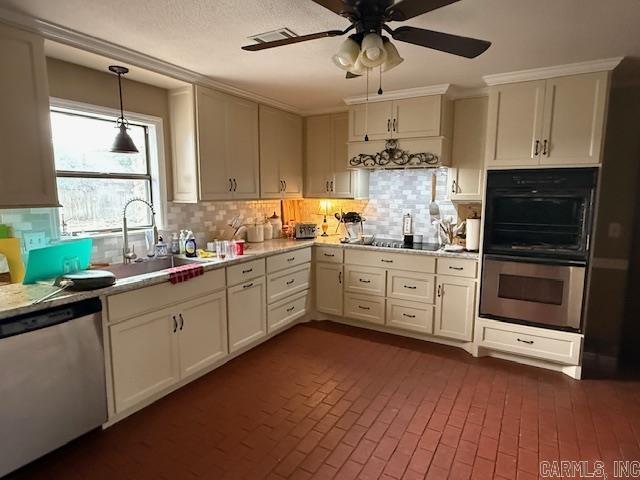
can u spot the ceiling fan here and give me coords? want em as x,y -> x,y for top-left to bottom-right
241,0 -> 491,77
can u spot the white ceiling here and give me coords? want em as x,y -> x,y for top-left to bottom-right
2,0 -> 640,112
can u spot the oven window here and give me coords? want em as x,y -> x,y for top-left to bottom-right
498,274 -> 564,305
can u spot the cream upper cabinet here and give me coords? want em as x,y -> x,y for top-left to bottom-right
485,72 -> 609,168
196,86 -> 259,200
485,80 -> 546,167
434,276 -> 476,341
348,95 -> 449,142
228,276 -> 267,352
169,87 -> 198,203
177,292 -> 228,379
305,112 -> 368,199
540,72 -> 608,166
0,24 -> 58,208
448,96 -> 488,202
259,105 -> 303,199
315,262 -> 343,316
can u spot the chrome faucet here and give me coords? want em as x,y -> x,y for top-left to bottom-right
122,198 -> 158,264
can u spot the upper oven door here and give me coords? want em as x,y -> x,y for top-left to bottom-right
480,257 -> 585,330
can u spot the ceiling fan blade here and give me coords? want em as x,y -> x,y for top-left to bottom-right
242,30 -> 345,51
311,0 -> 356,17
391,26 -> 491,58
386,0 -> 461,21
346,71 -> 361,79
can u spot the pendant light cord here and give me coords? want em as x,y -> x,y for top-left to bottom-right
364,68 -> 369,142
117,73 -> 125,123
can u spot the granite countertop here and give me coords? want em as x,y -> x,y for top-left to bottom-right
0,237 -> 478,321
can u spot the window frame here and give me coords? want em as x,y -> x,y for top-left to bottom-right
50,97 -> 167,235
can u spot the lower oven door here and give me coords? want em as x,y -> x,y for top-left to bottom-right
480,257 -> 585,330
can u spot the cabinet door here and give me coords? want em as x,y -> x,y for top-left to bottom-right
177,291 -> 228,379
305,115 -> 332,197
110,309 -> 180,412
434,276 -> 476,341
331,112 -> 354,198
228,277 -> 267,352
259,105 -> 283,198
540,72 -> 608,166
485,81 -> 545,167
315,263 -> 343,316
448,96 -> 488,202
169,87 -> 198,203
196,86 -> 232,200
348,101 -> 393,141
0,24 -> 58,208
393,96 -> 442,138
227,95 -> 260,198
280,111 -> 303,198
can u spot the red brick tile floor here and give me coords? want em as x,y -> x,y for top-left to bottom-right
8,321 -> 640,480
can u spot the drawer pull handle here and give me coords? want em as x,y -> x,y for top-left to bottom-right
242,268 -> 253,274
358,305 -> 370,310
323,253 -> 335,257
402,313 -> 416,318
286,306 -> 295,312
287,257 -> 295,262
359,278 -> 371,283
243,282 -> 254,289
403,285 -> 417,290
448,266 -> 464,271
437,285 -> 442,297
517,338 -> 534,345
381,259 -> 393,263
286,279 -> 295,285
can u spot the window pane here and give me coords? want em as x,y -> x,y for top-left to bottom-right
57,177 -> 152,232
51,111 -> 148,174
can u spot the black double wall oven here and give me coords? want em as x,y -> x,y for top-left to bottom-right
480,168 -> 598,331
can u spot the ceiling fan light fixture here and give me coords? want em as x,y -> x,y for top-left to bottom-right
382,40 -> 404,72
359,33 -> 387,68
332,36 -> 360,71
348,55 -> 367,76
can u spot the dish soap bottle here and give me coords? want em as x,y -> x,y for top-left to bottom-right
185,231 -> 197,258
170,232 -> 180,255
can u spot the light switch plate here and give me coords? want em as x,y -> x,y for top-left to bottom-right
23,232 -> 47,251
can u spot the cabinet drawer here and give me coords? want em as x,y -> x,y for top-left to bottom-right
437,257 -> 477,278
108,269 -> 225,323
268,289 -> 310,332
344,265 -> 386,297
345,249 -> 435,274
344,294 -> 385,325
386,299 -> 434,334
227,258 -> 265,286
314,246 -> 343,264
387,270 -> 435,303
477,319 -> 582,365
267,247 -> 312,273
267,263 -> 311,304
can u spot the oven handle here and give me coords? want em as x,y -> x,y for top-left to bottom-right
483,254 -> 587,268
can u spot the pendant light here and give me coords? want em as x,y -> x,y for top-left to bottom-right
108,65 -> 139,154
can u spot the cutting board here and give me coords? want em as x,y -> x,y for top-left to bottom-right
0,238 -> 25,283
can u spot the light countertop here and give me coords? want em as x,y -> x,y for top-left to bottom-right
0,237 -> 478,321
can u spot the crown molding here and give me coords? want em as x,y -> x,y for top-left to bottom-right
0,6 -> 302,114
447,85 -> 489,99
343,84 -> 451,105
300,105 -> 349,117
483,57 -> 624,86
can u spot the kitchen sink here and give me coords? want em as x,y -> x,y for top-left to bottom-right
103,256 -> 204,280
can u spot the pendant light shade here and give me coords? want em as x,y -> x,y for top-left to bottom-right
108,65 -> 138,154
332,36 -> 360,71
382,40 -> 404,72
359,33 -> 387,68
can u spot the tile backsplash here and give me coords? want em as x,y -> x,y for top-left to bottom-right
1,169 -> 473,264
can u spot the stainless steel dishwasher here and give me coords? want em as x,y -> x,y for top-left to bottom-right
0,297 -> 107,477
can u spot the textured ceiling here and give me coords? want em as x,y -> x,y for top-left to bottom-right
2,0 -> 640,112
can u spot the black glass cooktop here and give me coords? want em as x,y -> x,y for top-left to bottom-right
369,238 -> 441,251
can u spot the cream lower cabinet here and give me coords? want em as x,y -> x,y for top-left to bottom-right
228,277 -> 267,352
110,291 -> 227,413
434,276 -> 476,341
315,262 -> 343,316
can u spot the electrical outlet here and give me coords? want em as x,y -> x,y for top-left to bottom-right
23,232 -> 47,251
608,222 -> 622,239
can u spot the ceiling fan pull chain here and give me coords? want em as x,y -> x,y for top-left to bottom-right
378,65 -> 383,95
364,68 -> 369,141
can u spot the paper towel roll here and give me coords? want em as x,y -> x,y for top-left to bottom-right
466,218 -> 481,251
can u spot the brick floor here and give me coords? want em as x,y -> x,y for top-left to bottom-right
8,321 -> 640,480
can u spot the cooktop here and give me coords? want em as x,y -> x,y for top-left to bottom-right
369,238 -> 441,251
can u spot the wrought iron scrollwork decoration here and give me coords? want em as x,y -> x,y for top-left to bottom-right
349,139 -> 439,168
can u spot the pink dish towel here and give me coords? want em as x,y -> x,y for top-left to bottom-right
168,264 -> 205,285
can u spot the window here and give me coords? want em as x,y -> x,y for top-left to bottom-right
51,106 -> 162,234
